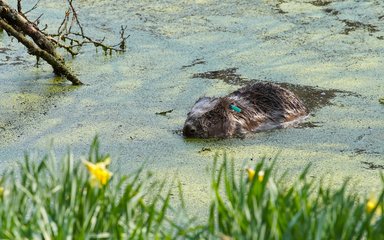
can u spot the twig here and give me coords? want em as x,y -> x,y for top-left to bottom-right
57,9 -> 70,36
0,18 -> 82,85
46,0 -> 128,56
47,36 -> 79,56
67,0 -> 83,36
33,12 -> 43,25
119,25 -> 129,50
50,31 -> 127,56
24,0 -> 41,15
17,0 -> 21,12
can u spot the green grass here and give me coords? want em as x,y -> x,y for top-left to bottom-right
0,139 -> 383,239
0,138 -> 199,239
208,156 -> 384,240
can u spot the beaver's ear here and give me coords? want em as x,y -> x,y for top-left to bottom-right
194,96 -> 212,105
191,97 -> 219,115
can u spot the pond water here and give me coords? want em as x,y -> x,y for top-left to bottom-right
1,0 -> 383,218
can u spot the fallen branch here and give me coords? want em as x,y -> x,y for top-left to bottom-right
1,0 -> 128,85
1,0 -> 62,61
0,18 -> 82,85
0,0 -> 82,84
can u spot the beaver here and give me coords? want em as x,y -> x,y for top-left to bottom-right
183,82 -> 308,138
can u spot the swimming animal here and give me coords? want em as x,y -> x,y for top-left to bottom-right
183,82 -> 308,138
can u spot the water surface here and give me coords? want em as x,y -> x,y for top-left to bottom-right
1,0 -> 383,217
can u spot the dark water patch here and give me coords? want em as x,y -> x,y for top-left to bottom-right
5,56 -> 27,66
355,149 -> 381,155
156,109 -> 173,116
355,149 -> 367,155
1,48 -> 29,66
361,161 -> 384,170
0,47 -> 12,53
297,121 -> 323,128
310,0 -> 332,7
192,68 -> 360,112
192,68 -> 248,85
323,8 -> 339,16
198,147 -> 212,153
340,19 -> 379,35
276,82 -> 359,112
181,58 -> 206,69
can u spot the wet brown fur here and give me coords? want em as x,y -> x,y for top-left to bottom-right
183,82 -> 308,138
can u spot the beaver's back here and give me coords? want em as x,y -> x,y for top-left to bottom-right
228,82 -> 308,127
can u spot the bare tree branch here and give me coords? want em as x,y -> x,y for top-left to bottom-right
1,0 -> 128,84
0,0 -> 62,61
53,0 -> 128,56
0,18 -> 82,85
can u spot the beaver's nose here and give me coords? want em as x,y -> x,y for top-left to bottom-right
183,124 -> 197,137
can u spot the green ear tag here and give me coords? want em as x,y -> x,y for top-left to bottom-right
230,104 -> 241,113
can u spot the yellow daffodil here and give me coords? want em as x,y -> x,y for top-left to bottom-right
246,168 -> 255,182
366,199 -> 376,213
247,168 -> 265,182
83,157 -> 113,187
258,170 -> 265,182
366,195 -> 382,216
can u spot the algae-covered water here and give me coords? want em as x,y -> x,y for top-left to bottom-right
1,0 -> 383,217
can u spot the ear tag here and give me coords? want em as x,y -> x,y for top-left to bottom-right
230,104 -> 241,113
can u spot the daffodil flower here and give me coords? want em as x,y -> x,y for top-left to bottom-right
246,168 -> 255,182
247,168 -> 265,183
83,157 -> 113,187
366,199 -> 376,213
258,170 -> 265,182
366,195 -> 382,215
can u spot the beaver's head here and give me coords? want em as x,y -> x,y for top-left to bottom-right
183,97 -> 239,138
